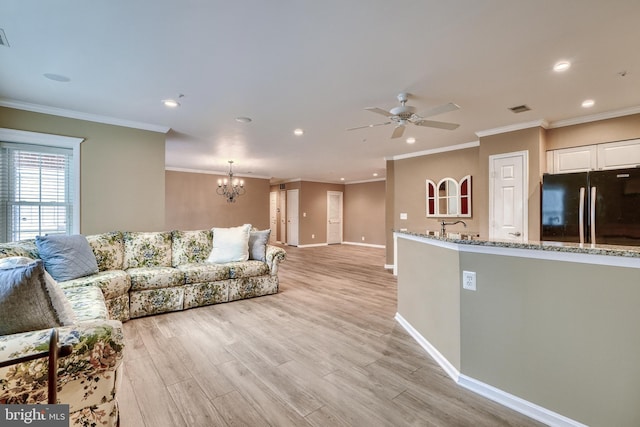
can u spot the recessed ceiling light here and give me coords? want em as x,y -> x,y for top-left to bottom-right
581,99 -> 595,108
162,99 -> 180,108
406,137 -> 416,144
553,61 -> 571,72
235,116 -> 252,123
340,177 -> 345,181
373,173 -> 379,177
293,128 -> 304,136
43,73 -> 71,82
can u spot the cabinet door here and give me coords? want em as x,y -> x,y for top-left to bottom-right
597,139 -> 640,170
551,146 -> 597,173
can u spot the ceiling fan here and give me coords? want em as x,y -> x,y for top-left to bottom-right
347,92 -> 460,139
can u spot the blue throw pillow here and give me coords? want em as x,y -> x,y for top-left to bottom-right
36,234 -> 99,282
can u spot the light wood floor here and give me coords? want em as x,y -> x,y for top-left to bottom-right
118,244 -> 543,427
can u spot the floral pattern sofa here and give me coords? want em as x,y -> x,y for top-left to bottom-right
0,229 -> 286,427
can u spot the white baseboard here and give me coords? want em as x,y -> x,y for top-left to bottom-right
394,313 -> 587,427
296,243 -> 329,248
384,264 -> 395,270
342,241 -> 385,249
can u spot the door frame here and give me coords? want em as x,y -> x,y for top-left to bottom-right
326,191 -> 343,244
488,150 -> 529,241
286,189 -> 299,246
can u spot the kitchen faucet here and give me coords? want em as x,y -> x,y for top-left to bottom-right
440,220 -> 467,236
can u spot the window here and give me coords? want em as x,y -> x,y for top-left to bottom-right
0,129 -> 82,243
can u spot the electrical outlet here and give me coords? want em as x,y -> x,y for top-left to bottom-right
462,271 -> 476,291
311,234 -> 315,239
361,236 -> 365,241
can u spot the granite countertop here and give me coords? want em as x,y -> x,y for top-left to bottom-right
394,229 -> 640,259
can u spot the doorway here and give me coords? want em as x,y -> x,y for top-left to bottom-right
286,189 -> 299,246
327,191 -> 343,244
489,151 -> 528,242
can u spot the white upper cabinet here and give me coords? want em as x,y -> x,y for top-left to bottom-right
547,138 -> 640,173
597,139 -> 640,170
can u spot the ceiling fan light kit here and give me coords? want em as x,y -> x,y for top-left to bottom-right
348,92 -> 460,139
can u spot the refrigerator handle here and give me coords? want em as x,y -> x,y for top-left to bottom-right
590,186 -> 597,245
579,187 -> 585,244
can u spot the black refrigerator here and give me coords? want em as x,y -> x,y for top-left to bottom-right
541,168 -> 640,246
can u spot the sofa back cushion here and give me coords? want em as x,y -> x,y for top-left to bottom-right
0,240 -> 39,260
124,231 -> 172,268
171,230 -> 213,267
86,231 -> 125,271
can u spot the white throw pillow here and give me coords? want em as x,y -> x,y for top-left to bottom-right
206,224 -> 252,263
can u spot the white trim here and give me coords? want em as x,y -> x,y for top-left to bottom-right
388,140 -> 479,161
384,263 -> 395,270
342,241 -> 385,249
0,99 -> 170,134
296,243 -> 328,248
165,166 -> 271,180
345,177 -> 386,184
548,105 -> 640,129
327,190 -> 343,245
395,313 -> 460,382
476,120 -> 549,138
0,128 -> 82,234
395,312 -> 587,427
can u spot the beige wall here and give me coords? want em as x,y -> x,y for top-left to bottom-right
386,147 -> 480,263
165,170 -> 270,230
0,107 -> 166,234
477,127 -> 544,240
546,112 -> 640,150
299,181 -> 345,246
344,180 -> 386,246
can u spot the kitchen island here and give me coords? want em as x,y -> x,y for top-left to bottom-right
394,231 -> 640,427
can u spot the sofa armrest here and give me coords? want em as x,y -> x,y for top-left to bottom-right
265,245 -> 286,275
0,319 -> 124,405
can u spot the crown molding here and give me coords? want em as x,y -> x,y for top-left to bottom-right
389,140 -> 480,161
345,177 -> 386,184
475,119 -> 549,138
0,99 -> 170,134
547,105 -> 640,129
165,166 -> 271,180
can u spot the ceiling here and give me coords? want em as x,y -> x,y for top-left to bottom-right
1,1 -> 639,184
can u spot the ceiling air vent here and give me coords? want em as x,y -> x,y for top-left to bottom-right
0,29 -> 9,47
509,104 -> 531,113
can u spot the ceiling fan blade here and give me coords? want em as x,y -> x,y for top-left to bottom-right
421,102 -> 460,118
415,119 -> 460,130
346,122 -> 391,131
365,107 -> 393,117
391,125 -> 405,139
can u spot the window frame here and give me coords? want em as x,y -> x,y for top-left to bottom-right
0,128 -> 83,239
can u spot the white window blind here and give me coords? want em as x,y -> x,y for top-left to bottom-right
0,142 -> 74,242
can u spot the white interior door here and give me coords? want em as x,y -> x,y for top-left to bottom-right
286,189 -> 299,246
327,191 -> 343,244
269,191 -> 277,243
489,151 -> 528,242
279,190 -> 286,243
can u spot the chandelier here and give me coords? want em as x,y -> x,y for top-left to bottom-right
217,160 -> 245,203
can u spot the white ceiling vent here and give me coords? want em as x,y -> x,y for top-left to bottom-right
509,104 -> 531,113
0,29 -> 9,47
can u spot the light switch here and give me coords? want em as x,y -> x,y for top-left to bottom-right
400,213 -> 408,220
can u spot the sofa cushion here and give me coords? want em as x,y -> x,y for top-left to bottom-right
176,263 -> 230,284
63,285 -> 109,322
0,242 -> 32,259
248,229 -> 271,262
127,266 -> 184,291
227,261 -> 270,279
171,230 -> 212,266
207,224 -> 251,263
124,231 -> 172,268
60,270 -> 130,300
86,231 -> 125,271
36,234 -> 99,282
0,257 -> 76,335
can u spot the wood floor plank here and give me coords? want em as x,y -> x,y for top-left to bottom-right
118,244 -> 544,427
